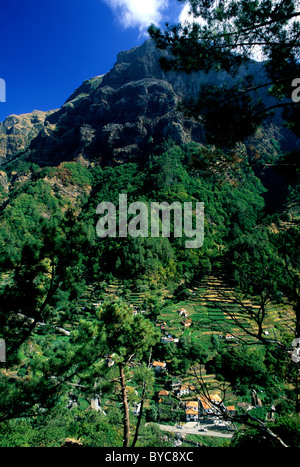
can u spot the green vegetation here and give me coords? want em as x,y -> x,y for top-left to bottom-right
0,133 -> 299,447
0,0 -> 299,447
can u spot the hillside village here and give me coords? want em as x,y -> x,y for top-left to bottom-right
82,276 -> 292,439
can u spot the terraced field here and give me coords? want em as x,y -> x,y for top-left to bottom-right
77,274 -> 296,408
82,274 -> 295,352
80,273 -> 296,348
155,272 -> 296,348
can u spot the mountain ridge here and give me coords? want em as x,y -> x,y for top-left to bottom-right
0,39 -> 297,168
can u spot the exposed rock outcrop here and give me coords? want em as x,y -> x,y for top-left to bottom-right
0,171 -> 9,192
27,41 -> 207,166
0,110 -> 56,164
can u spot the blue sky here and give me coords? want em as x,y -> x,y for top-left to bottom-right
0,0 -> 187,122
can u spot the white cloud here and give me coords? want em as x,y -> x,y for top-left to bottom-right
178,3 -> 207,27
103,0 -> 169,31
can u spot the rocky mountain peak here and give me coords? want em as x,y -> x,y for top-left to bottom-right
0,39 -> 284,168
23,39 -> 209,166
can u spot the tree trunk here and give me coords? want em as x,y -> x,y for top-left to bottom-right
295,299 -> 300,339
295,368 -> 300,415
119,363 -> 130,448
293,299 -> 300,414
131,382 -> 146,448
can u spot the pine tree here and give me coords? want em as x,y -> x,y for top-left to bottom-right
98,299 -> 159,447
149,0 -> 300,144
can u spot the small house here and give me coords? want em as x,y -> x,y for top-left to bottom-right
185,401 -> 199,422
161,337 -> 173,343
226,406 -> 236,416
152,361 -> 167,373
177,385 -> 190,397
182,319 -> 192,328
178,308 -> 188,318
169,379 -> 182,391
198,394 -> 224,417
225,334 -> 236,340
158,390 -> 169,397
157,389 -> 169,403
185,409 -> 198,422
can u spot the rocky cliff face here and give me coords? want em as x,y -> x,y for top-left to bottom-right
27,40 -> 210,166
0,110 -> 56,164
0,39 -> 287,167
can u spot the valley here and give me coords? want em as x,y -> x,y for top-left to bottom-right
0,25 -> 299,448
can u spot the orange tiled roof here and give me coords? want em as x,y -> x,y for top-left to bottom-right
199,396 -> 212,410
226,406 -> 235,411
186,401 -> 198,408
158,390 -> 169,396
210,394 -> 222,403
186,409 -> 198,415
